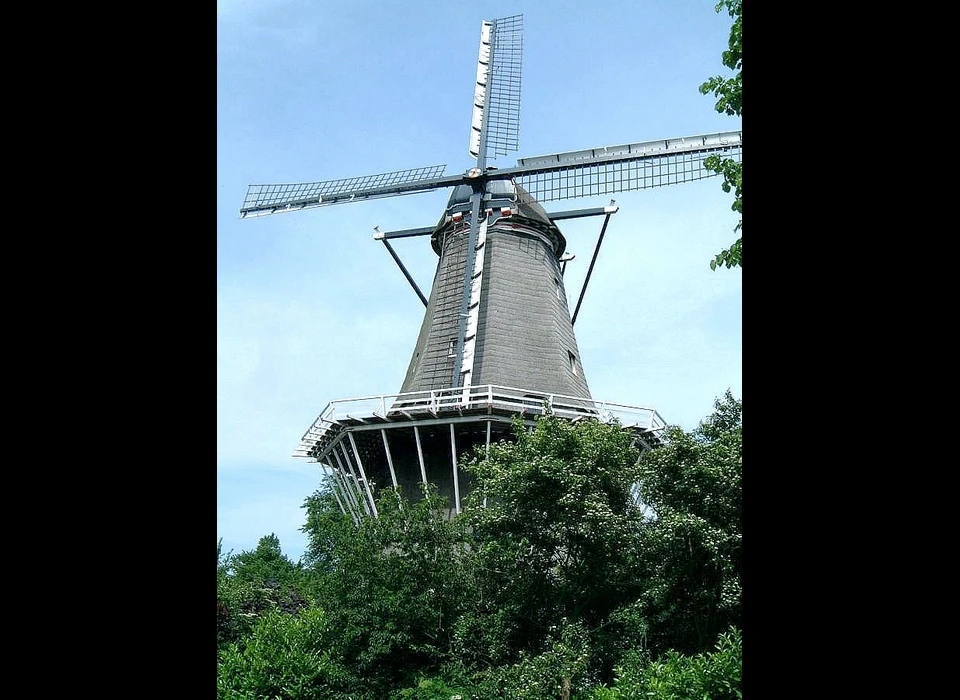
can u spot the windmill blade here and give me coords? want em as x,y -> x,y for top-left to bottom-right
468,19 -> 492,161
239,164 -> 461,218
453,14 -> 524,390
503,130 -> 742,204
468,14 -> 523,165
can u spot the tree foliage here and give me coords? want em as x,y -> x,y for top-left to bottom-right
217,607 -> 357,699
217,534 -> 311,654
457,414 -> 649,690
589,626 -> 742,699
218,393 -> 742,697
635,391 -> 742,655
301,483 -> 471,697
699,0 -> 743,270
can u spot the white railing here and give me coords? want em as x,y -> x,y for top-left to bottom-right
293,384 -> 667,458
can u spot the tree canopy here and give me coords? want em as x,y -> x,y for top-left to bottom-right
218,392 -> 742,698
700,0 -> 743,270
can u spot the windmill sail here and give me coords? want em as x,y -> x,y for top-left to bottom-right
469,14 -> 523,163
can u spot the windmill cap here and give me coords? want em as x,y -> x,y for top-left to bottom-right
432,179 -> 565,256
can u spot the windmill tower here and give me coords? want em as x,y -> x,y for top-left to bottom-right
239,15 -> 742,521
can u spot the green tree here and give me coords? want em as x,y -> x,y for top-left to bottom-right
217,607 -> 358,700
218,540 -> 249,653
233,534 -> 307,598
634,391 -> 742,656
301,482 -> 471,697
700,0 -> 743,270
217,534 -> 311,653
457,414 -> 650,690
590,626 -> 742,699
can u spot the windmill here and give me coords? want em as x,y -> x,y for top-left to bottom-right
239,14 -> 742,521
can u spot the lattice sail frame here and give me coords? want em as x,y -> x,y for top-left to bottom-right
514,132 -> 743,203
241,165 -> 448,216
480,13 -> 523,160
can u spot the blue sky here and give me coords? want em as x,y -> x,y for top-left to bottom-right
217,0 -> 742,563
